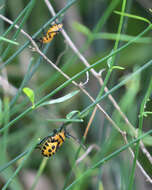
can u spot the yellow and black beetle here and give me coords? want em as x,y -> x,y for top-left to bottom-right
36,125 -> 86,157
36,23 -> 63,48
36,126 -> 69,157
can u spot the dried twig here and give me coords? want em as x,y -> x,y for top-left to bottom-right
0,67 -> 17,95
123,135 -> 152,183
76,144 -> 100,164
55,40 -> 68,65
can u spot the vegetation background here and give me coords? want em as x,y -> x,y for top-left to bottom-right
0,0 -> 152,190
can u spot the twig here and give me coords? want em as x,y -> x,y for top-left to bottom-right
123,135 -> 152,184
0,68 -> 17,96
140,141 -> 152,164
83,106 -> 97,139
76,144 -> 100,164
55,40 -> 68,65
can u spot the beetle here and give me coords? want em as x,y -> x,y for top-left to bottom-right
36,127 -> 69,157
36,125 -> 86,157
36,23 -> 63,48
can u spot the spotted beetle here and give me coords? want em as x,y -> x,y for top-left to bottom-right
37,127 -> 68,157
36,23 -> 63,48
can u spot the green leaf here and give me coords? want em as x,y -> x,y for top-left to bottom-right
38,90 -> 80,107
72,21 -> 92,36
47,118 -> 83,123
114,11 -> 151,25
66,110 -> 81,119
111,66 -> 125,70
23,87 -> 35,108
0,36 -> 19,45
47,110 -> 83,123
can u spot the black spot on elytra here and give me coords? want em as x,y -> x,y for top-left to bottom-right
48,149 -> 52,152
43,146 -> 46,150
51,139 -> 58,143
52,145 -> 55,150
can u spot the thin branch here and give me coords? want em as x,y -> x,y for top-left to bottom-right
140,141 -> 152,164
0,68 -> 17,96
76,144 -> 100,164
83,106 -> 97,139
123,135 -> 152,184
55,40 -> 69,65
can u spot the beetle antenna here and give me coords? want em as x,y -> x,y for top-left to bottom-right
66,132 -> 86,150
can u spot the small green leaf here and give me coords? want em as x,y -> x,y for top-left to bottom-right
72,21 -> 92,36
66,110 -> 81,119
38,90 -> 80,107
114,11 -> 151,25
23,87 -> 35,108
47,118 -> 83,123
111,66 -> 125,70
0,36 -> 19,45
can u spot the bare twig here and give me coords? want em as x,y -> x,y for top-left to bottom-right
55,40 -> 68,65
83,106 -> 97,139
76,144 -> 100,164
140,140 -> 152,165
123,135 -> 152,184
0,67 -> 17,96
